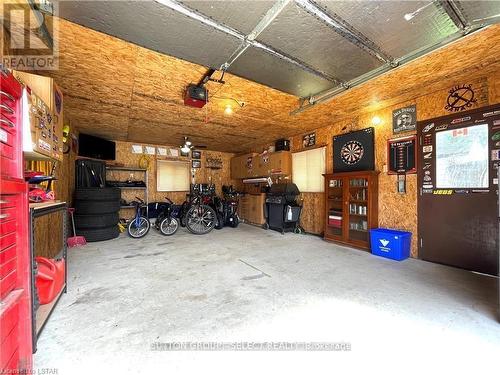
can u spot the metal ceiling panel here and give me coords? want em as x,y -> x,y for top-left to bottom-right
228,46 -> 334,97
316,0 -> 459,59
457,0 -> 500,23
181,0 -> 275,34
57,0 -> 241,69
257,1 -> 383,82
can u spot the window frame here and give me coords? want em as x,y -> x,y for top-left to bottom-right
292,146 -> 326,193
156,159 -> 191,192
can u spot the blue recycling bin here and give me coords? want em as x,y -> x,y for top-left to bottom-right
369,228 -> 412,261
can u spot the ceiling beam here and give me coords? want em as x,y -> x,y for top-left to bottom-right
438,1 -> 470,31
294,0 -> 393,64
154,0 -> 339,84
220,0 -> 292,71
290,25 -> 489,115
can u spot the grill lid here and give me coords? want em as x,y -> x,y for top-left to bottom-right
267,183 -> 300,197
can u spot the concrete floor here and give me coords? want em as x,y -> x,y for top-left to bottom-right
34,224 -> 499,374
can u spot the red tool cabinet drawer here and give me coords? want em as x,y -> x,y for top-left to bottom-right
1,69 -> 22,180
0,312 -> 19,369
0,268 -> 17,300
0,195 -> 15,209
0,137 -> 13,160
0,245 -> 16,279
0,205 -> 19,226
0,292 -> 20,343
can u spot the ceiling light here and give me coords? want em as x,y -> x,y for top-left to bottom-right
404,2 -> 434,21
371,116 -> 382,126
185,140 -> 192,146
404,13 -> 413,21
181,145 -> 191,153
224,105 -> 233,115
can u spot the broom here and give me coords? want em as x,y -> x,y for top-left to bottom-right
67,208 -> 87,247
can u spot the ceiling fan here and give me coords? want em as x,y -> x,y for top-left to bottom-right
180,136 -> 207,153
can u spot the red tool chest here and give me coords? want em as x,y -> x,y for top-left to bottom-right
0,66 -> 32,371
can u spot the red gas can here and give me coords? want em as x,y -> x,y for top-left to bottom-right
35,257 -> 65,304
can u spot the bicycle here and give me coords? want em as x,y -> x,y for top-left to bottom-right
127,197 -> 150,238
183,192 -> 217,235
154,197 -> 180,236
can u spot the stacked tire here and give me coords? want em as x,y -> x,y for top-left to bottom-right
74,188 -> 121,242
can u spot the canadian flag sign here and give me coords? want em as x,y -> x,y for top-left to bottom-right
452,128 -> 468,137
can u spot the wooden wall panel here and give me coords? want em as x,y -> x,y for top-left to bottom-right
14,17 -> 500,258
28,18 -> 500,153
285,73 -> 499,257
33,211 -> 63,258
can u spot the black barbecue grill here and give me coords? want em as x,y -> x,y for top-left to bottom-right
264,183 -> 303,234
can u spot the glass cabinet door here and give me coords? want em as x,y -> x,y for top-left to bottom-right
326,177 -> 344,238
348,177 -> 369,242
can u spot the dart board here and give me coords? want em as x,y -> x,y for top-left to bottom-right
341,140 -> 364,165
333,127 -> 375,172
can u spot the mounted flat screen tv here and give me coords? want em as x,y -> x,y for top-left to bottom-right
78,133 -> 116,160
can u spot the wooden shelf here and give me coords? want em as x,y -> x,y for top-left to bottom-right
113,186 -> 146,190
349,199 -> 367,203
349,213 -> 367,217
36,285 -> 66,336
106,166 -> 147,172
349,228 -> 368,233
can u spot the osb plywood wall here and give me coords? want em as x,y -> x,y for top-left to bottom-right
280,73 -> 500,257
110,141 -> 237,218
33,210 -> 64,258
34,18 -> 500,153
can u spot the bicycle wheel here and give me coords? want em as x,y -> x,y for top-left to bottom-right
185,204 -> 216,235
159,217 -> 179,236
127,216 -> 150,238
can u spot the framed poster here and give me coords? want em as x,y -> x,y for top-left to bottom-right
302,132 -> 316,148
387,135 -> 417,174
192,159 -> 201,168
393,105 -> 416,133
333,127 -> 375,172
191,150 -> 201,159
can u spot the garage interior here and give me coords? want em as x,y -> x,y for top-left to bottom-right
1,0 -> 500,373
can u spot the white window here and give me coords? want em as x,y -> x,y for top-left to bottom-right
157,160 -> 190,192
292,147 -> 326,192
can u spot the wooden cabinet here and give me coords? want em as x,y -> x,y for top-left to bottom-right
324,171 -> 379,250
238,193 -> 266,225
231,151 -> 291,179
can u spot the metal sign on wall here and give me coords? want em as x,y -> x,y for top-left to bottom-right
392,105 -> 416,134
445,84 -> 478,112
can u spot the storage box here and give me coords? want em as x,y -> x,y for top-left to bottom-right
369,228 -> 411,261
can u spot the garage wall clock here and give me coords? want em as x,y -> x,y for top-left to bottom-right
333,127 -> 375,172
445,84 -> 477,112
392,105 -> 416,133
